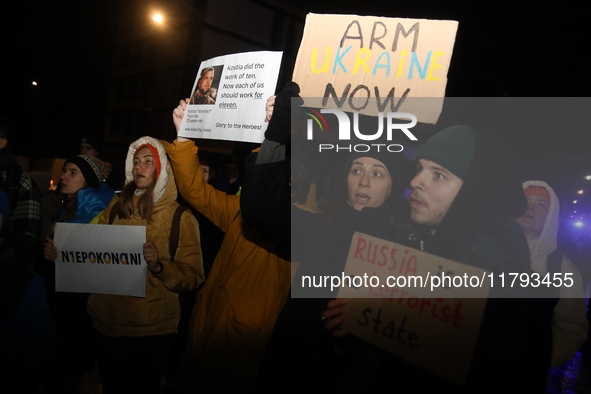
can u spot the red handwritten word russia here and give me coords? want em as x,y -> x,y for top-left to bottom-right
354,235 -> 417,275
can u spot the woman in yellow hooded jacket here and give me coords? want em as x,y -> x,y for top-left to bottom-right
166,100 -> 291,392
87,136 -> 204,394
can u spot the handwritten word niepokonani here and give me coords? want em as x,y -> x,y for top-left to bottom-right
61,251 -> 142,265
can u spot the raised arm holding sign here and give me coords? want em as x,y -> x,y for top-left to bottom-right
166,96 -> 291,392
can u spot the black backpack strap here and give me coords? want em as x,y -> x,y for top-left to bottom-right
108,202 -> 121,225
108,203 -> 186,261
169,205 -> 187,261
6,164 -> 22,210
547,248 -> 563,274
165,206 -> 237,262
545,248 -> 563,308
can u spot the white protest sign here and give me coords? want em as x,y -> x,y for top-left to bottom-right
293,14 -> 458,124
337,232 -> 489,386
179,51 -> 282,143
54,223 -> 147,297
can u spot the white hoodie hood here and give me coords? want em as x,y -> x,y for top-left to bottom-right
125,136 -> 171,204
521,180 -> 559,273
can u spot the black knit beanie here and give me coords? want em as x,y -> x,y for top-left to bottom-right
415,125 -> 476,181
65,155 -> 112,188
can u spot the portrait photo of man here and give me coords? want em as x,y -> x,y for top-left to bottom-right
190,66 -> 222,105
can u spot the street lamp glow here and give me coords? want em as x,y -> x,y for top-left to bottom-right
578,190 -> 584,194
573,200 -> 578,204
153,14 -> 163,23
586,175 -> 591,180
32,81 -> 37,86
575,222 -> 583,227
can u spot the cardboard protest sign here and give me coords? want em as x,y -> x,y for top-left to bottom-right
179,51 -> 282,143
54,223 -> 147,297
293,14 -> 458,124
337,232 -> 489,385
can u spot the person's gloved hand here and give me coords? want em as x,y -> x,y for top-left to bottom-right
264,81 -> 304,145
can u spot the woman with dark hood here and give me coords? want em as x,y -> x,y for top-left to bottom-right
256,144 -> 408,390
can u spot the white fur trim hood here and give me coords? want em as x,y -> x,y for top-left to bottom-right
521,180 -> 559,271
125,136 -> 170,204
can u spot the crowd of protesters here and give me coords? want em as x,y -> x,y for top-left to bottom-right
0,80 -> 590,394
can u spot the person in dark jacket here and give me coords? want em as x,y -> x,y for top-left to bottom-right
0,116 -> 41,266
246,82 -> 408,391
41,155 -> 115,393
240,81 -> 305,251
0,190 -> 60,394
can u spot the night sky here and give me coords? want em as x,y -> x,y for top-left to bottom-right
3,0 -> 590,229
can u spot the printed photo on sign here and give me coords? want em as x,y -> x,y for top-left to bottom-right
190,65 -> 224,106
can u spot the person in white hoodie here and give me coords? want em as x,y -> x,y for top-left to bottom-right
516,180 -> 588,368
